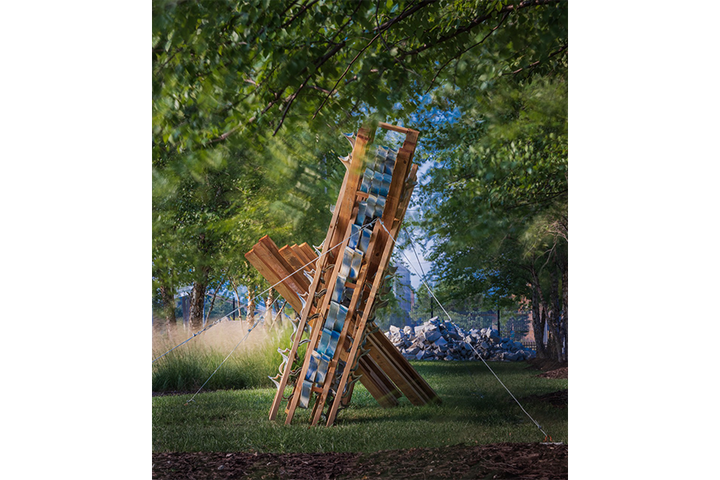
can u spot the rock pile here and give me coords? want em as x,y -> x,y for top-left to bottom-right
385,317 -> 536,362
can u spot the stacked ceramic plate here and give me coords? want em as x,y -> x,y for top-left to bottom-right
298,145 -> 398,409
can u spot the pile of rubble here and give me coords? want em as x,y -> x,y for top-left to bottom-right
385,317 -> 536,362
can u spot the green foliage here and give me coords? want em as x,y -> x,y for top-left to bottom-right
152,116 -> 348,300
152,0 -> 569,350
415,29 -> 567,316
152,321 -> 294,392
153,0 -> 568,167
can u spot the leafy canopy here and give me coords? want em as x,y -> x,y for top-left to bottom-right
151,0 -> 568,302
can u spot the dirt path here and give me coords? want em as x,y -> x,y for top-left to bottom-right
152,442 -> 567,479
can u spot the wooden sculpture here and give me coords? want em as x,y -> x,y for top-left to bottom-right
245,122 -> 440,426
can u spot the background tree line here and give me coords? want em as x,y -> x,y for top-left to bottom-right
152,0 -> 567,359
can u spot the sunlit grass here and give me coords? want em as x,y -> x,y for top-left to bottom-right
152,360 -> 568,453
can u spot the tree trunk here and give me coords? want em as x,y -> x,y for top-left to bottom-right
189,282 -> 207,331
229,278 -> 242,321
246,286 -> 256,325
563,260 -> 572,362
204,285 -> 220,326
153,285 -> 175,338
546,262 -> 563,362
529,269 -> 548,359
264,287 -> 274,327
270,300 -> 287,330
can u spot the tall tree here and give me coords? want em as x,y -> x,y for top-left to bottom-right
152,0 -> 568,332
419,73 -> 568,360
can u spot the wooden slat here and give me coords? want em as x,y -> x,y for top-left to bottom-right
245,247 -> 304,314
297,243 -> 317,267
266,127 -> 369,422
364,332 -> 429,405
278,245 -> 310,285
369,329 -> 440,404
358,355 -> 402,404
363,160 -> 440,406
378,122 -> 415,136
309,214 -> 386,425
266,245 -> 328,420
259,237 -> 309,293
290,244 -> 315,272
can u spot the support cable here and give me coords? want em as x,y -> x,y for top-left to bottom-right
185,219 -> 378,404
378,219 -> 552,441
152,219 -> 378,365
184,315 -> 264,405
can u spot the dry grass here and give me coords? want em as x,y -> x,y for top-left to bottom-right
152,317 -> 295,392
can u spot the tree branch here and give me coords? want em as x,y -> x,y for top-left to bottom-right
423,12 -> 510,95
403,0 -> 562,59
329,1 -> 364,43
503,44 -> 567,76
374,0 -> 439,32
281,0 -> 320,29
273,41 -> 347,135
210,90 -> 283,143
311,32 -> 382,119
312,0 -> 434,118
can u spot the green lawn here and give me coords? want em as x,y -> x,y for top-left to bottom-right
152,360 -> 567,453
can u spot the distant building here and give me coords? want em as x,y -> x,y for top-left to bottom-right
394,264 -> 414,314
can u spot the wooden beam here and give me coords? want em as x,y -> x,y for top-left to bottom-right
245,246 -> 303,313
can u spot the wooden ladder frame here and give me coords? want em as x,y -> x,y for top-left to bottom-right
245,122 -> 440,426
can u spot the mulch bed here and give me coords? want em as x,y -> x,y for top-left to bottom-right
152,442 -> 567,479
521,358 -> 568,408
154,360 -> 569,478
536,368 -> 567,379
522,389 -> 568,409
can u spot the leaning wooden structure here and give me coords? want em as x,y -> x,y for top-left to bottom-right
245,122 -> 440,426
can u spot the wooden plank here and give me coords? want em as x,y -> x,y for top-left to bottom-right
278,245 -> 311,286
358,355 -> 402,404
286,212 -> 359,424
378,122 -> 419,138
267,128 -> 371,422
365,161 -> 440,405
249,237 -> 407,409
297,243 -> 317,267
310,124 -> 417,425
245,247 -> 304,314
309,216 -> 386,425
266,246 -> 329,420
284,130 -> 370,424
290,244 -> 316,272
326,127 -> 372,261
369,329 -> 440,404
323,131 -> 435,421
259,237 -> 309,293
323,137 -> 417,423
364,332 -> 429,405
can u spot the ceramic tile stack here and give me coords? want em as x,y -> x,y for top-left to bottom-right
386,317 -> 537,362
